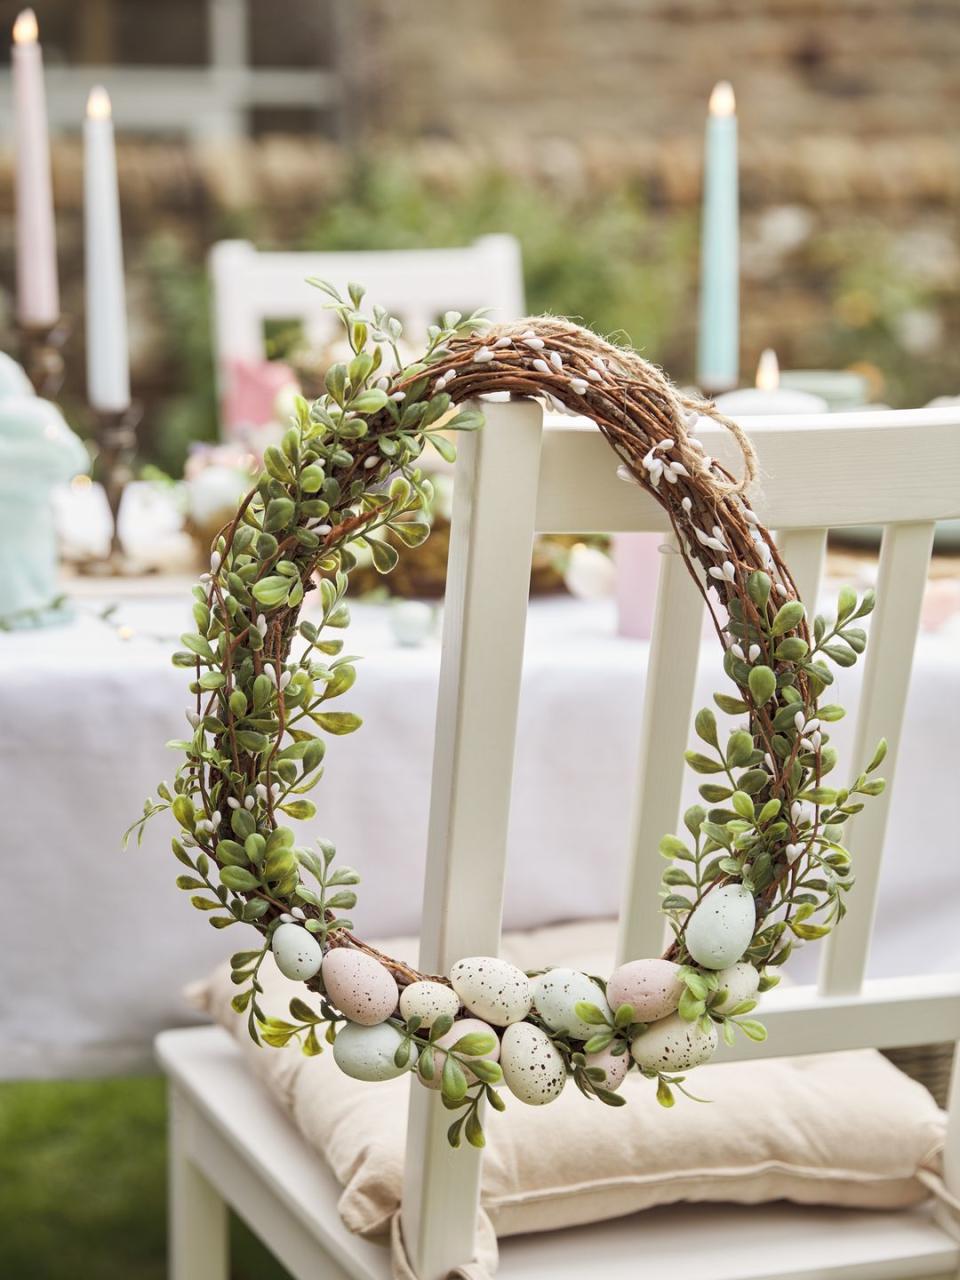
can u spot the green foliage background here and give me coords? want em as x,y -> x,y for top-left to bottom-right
139,155 -> 960,476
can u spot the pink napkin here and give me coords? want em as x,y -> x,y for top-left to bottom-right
222,358 -> 296,436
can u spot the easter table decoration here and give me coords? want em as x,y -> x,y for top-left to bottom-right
0,350 -> 88,628
127,285 -> 887,1147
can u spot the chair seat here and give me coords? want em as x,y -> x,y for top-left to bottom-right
157,1026 -> 960,1280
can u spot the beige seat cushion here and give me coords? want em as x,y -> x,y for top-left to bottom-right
190,919 -> 945,1243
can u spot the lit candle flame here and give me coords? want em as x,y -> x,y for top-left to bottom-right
13,8 -> 38,44
117,625 -> 136,642
755,348 -> 780,391
86,85 -> 112,121
709,80 -> 736,117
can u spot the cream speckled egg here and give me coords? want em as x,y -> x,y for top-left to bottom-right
333,1021 -> 416,1082
605,958 -> 684,1022
322,948 -> 399,1026
449,957 -> 533,1026
712,961 -> 760,1014
399,980 -> 460,1029
422,1017 -> 501,1090
630,1012 -> 718,1072
271,922 -> 323,981
534,968 -> 610,1041
684,884 -> 756,970
585,1044 -> 630,1092
500,1022 -> 567,1105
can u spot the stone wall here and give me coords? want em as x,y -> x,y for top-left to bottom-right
1,0 -> 958,466
352,0 -> 960,151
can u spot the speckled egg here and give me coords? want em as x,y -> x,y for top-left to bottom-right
585,1044 -> 631,1092
333,1021 -> 417,1082
630,1013 -> 718,1072
321,948 -> 399,1026
605,958 -> 684,1023
684,885 -> 756,970
712,961 -> 761,1014
449,956 -> 533,1026
399,980 -> 460,1029
500,1022 -> 567,1105
271,922 -> 323,981
534,968 -> 611,1041
422,1017 -> 501,1089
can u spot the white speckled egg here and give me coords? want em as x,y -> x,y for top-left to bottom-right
449,956 -> 533,1026
585,1044 -> 630,1092
605,959 -> 684,1023
684,884 -> 756,970
630,1013 -> 718,1072
534,968 -> 611,1041
333,1021 -> 416,1082
712,961 -> 761,1014
322,948 -> 399,1026
500,1022 -> 567,1105
399,980 -> 460,1029
271,922 -> 323,981
422,1017 -> 501,1089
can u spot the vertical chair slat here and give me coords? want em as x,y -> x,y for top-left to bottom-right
818,520 -> 936,997
617,541 -> 704,963
776,527 -> 827,616
401,397 -> 544,1280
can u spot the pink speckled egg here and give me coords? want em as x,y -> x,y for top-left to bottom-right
585,1044 -> 630,1092
606,959 -> 684,1023
421,1017 -> 501,1090
321,948 -> 398,1026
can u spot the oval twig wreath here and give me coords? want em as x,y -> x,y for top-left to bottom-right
127,286 -> 886,1145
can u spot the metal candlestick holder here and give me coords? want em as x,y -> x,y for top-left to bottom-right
77,401 -> 143,575
18,318 -> 69,399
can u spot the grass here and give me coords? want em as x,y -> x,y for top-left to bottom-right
0,1076 -> 292,1280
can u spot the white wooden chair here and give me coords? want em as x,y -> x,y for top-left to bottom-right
157,400 -> 960,1280
208,236 -> 525,427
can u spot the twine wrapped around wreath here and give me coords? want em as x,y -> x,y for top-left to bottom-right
127,292 -> 885,1133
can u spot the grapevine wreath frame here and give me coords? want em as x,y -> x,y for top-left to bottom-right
127,285 -> 886,1144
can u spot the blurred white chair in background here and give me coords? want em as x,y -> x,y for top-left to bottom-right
208,235 -> 525,433
159,399 -> 960,1280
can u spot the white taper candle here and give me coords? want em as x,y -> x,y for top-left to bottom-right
12,9 -> 59,328
84,86 -> 130,412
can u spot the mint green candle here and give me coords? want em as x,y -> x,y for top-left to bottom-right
696,81 -> 739,393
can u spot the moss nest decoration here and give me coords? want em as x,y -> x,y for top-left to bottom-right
126,284 -> 886,1146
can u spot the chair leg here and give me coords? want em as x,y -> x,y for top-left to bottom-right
168,1087 -> 229,1280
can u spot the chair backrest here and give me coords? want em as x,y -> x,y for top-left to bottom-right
208,236 -> 525,425
401,399 -> 960,1279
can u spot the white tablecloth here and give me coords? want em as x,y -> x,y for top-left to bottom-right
2,587 -> 958,1077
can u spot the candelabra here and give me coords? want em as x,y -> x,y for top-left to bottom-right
19,318 -> 142,574
79,401 -> 142,574
18,318 -> 68,399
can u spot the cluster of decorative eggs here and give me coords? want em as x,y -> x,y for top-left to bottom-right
270,881 -> 759,1104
